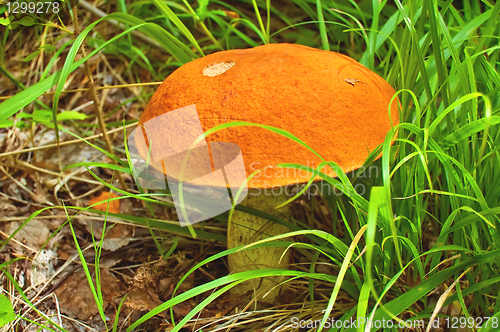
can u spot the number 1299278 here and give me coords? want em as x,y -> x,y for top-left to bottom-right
444,316 -> 498,329
6,1 -> 60,14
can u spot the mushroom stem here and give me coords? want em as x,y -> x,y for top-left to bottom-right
227,188 -> 292,304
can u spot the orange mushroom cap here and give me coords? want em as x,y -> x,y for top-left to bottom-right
136,43 -> 399,189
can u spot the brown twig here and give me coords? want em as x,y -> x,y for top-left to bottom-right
72,4 -> 128,191
0,82 -> 161,101
0,123 -> 137,159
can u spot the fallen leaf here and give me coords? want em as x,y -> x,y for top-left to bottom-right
0,196 -> 17,217
126,263 -> 167,315
84,191 -> 133,251
125,256 -> 200,320
55,268 -> 123,321
30,249 -> 57,287
88,191 -> 120,214
3,220 -> 50,252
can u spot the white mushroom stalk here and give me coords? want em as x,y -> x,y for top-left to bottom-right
227,188 -> 292,304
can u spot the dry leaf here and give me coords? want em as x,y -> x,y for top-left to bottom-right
126,265 -> 166,314
4,219 -> 50,252
0,196 -> 17,217
55,268 -> 123,320
88,191 -> 120,214
85,191 -> 133,250
126,258 -> 175,316
30,249 -> 57,287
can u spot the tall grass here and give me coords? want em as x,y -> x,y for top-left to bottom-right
1,0 -> 500,331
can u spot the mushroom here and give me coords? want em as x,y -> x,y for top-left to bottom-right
133,43 -> 399,304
